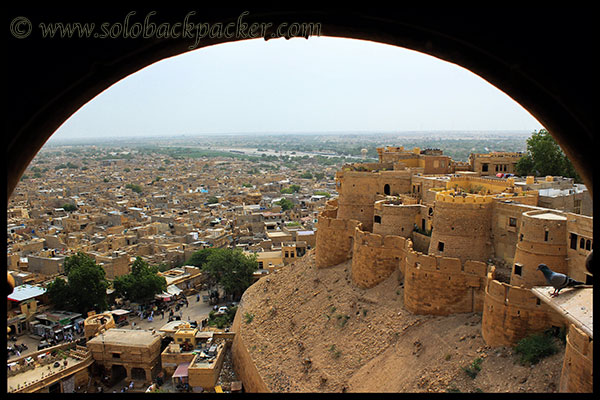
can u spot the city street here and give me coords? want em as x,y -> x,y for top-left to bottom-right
7,291 -> 227,364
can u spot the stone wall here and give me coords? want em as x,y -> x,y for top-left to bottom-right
350,228 -> 407,288
511,210 -> 568,287
314,215 -> 362,269
428,193 -> 494,264
559,323 -> 593,393
335,170 -> 412,231
481,277 -> 564,347
372,201 -> 423,237
565,212 -> 593,283
403,245 -> 489,315
231,309 -> 270,393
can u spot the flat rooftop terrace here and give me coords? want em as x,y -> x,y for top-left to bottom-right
532,286 -> 592,338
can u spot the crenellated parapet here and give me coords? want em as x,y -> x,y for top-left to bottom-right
315,214 -> 362,269
350,227 -> 408,288
428,192 -> 494,263
403,241 -> 489,315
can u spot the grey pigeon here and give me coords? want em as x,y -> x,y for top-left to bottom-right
537,264 -> 584,297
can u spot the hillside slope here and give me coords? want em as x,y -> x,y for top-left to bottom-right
237,251 -> 564,393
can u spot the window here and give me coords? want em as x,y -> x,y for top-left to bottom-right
384,184 -> 390,195
544,231 -> 549,241
508,217 -> 517,227
482,163 -> 488,172
112,353 -> 121,359
586,240 -> 591,251
514,263 -> 522,276
570,233 -> 578,249
580,238 -> 586,249
437,242 -> 445,252
374,215 -> 381,224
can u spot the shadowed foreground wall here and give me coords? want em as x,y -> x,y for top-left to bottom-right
559,323 -> 593,393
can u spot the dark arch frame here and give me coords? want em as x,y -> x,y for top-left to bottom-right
7,7 -> 594,198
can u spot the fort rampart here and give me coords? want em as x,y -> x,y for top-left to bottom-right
314,214 -> 362,269
403,244 -> 489,315
428,192 -> 494,263
350,228 -> 408,288
481,275 -> 564,347
511,210 -> 568,287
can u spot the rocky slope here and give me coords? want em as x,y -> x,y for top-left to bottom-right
236,250 -> 564,393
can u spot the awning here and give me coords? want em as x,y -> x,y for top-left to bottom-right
173,362 -> 190,378
166,284 -> 183,296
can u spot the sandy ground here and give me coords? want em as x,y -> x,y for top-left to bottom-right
237,250 -> 564,393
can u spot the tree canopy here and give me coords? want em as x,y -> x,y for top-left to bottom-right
276,198 -> 294,211
186,248 -> 257,300
515,129 -> 581,182
113,257 -> 167,303
46,252 -> 109,315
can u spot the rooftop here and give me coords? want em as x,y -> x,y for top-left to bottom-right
532,286 -> 592,338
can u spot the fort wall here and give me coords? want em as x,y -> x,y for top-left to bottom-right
314,214 -> 362,269
565,212 -> 593,283
335,170 -> 412,231
372,200 -> 423,237
350,228 -> 407,288
403,244 -> 489,315
427,192 -> 493,263
481,276 -> 564,347
511,210 -> 568,287
231,305 -> 270,393
559,323 -> 593,393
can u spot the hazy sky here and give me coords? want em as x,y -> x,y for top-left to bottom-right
51,36 -> 543,140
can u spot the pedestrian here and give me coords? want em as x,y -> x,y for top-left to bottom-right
196,294 -> 200,302
129,381 -> 134,390
161,310 -> 164,319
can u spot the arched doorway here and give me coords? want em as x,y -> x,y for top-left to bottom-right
384,184 -> 391,196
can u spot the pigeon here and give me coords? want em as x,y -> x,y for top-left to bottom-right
537,264 -> 584,297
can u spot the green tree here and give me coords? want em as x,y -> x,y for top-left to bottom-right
46,252 -> 109,314
276,198 -> 294,211
114,257 -> 167,303
207,196 -> 219,204
516,129 -> 581,182
201,249 -> 258,300
62,203 -> 77,212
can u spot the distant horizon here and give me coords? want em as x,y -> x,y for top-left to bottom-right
45,129 -> 534,146
50,37 -> 543,143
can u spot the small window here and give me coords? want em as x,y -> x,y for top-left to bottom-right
438,242 -> 445,252
112,353 -> 121,359
514,264 -> 522,276
509,217 -> 517,227
374,215 -> 382,224
482,163 -> 488,172
570,233 -> 578,249
586,240 -> 591,251
580,238 -> 586,249
384,184 -> 391,195
544,231 -> 549,241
